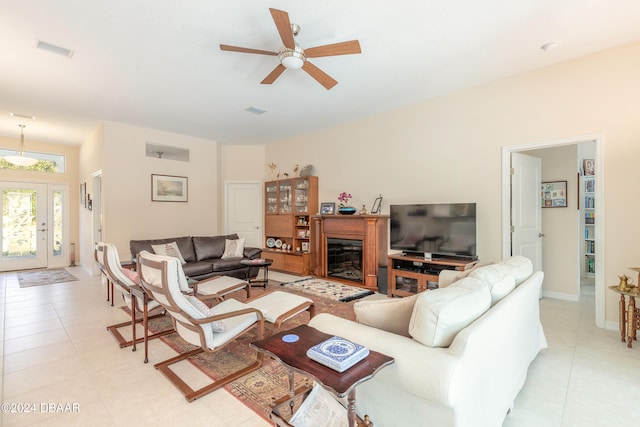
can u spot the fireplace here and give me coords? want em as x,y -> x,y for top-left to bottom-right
313,214 -> 389,291
327,238 -> 363,283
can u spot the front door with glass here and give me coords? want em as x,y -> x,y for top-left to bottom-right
0,182 -> 48,271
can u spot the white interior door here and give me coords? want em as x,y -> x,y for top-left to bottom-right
0,182 -> 48,271
225,181 -> 262,248
511,153 -> 542,272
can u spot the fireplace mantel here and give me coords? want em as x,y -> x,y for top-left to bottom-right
313,215 -> 389,291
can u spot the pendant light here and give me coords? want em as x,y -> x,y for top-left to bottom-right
4,124 -> 38,167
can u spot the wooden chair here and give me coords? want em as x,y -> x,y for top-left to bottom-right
137,250 -> 265,402
98,242 -> 172,348
94,243 -> 114,305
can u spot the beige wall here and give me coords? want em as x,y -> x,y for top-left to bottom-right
78,122 -> 220,267
0,135 -> 80,267
264,41 -> 640,326
78,123 -> 104,271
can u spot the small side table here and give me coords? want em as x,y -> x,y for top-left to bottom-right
608,285 -> 640,348
241,258 -> 273,288
251,324 -> 393,427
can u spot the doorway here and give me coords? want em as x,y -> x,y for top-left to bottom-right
0,182 -> 69,271
224,181 -> 263,248
502,135 -> 605,328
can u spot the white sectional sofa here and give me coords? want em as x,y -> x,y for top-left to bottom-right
308,256 -> 547,427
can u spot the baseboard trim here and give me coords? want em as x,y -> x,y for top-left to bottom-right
542,291 -> 579,302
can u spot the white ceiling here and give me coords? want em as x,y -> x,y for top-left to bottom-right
2,0 -> 640,146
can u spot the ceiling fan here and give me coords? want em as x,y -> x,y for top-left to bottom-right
220,8 -> 361,90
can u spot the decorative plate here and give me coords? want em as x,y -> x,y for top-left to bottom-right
266,238 -> 276,248
282,334 -> 299,343
275,239 -> 283,248
299,164 -> 313,177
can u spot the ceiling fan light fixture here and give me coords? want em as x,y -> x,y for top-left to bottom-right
4,124 -> 38,167
279,45 -> 306,69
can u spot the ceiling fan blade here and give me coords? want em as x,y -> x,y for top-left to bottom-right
220,44 -> 278,56
269,8 -> 295,50
305,40 -> 362,58
302,61 -> 338,90
261,64 -> 287,85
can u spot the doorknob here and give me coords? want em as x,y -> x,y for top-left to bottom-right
539,233 -> 545,237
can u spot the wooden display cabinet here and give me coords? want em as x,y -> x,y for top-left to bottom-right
264,176 -> 318,275
387,254 -> 477,297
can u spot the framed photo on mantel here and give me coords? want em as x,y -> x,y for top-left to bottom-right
320,202 -> 335,215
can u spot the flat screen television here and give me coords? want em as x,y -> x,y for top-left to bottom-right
389,203 -> 477,260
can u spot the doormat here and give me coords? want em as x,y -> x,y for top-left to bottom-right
17,268 -> 78,288
280,277 -> 374,302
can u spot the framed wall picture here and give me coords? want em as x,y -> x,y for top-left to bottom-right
151,174 -> 188,202
541,181 -> 567,208
320,202 -> 335,215
80,182 -> 86,205
583,159 -> 595,176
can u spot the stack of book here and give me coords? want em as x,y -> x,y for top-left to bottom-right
306,336 -> 369,373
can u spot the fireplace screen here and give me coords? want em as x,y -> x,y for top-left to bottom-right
327,238 -> 363,283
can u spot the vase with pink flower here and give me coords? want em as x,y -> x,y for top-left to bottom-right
337,192 -> 356,215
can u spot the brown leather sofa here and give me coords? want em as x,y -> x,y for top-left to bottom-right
129,234 -> 262,281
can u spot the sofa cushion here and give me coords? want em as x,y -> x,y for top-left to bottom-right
222,238 -> 246,259
354,294 -> 418,337
182,261 -> 215,278
468,263 -> 516,304
408,277 -> 490,348
130,236 -> 195,263
500,255 -> 533,285
211,258 -> 245,272
193,234 -> 238,261
151,241 -> 186,264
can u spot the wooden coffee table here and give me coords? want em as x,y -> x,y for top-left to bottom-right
251,324 -> 394,427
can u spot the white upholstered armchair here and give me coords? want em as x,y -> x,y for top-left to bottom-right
137,250 -> 265,401
96,242 -> 172,348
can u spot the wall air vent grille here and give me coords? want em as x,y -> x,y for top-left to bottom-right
35,40 -> 74,58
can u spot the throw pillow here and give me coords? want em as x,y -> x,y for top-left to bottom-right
121,268 -> 140,285
501,255 -> 533,285
468,263 -> 516,305
186,296 -> 227,332
408,277 -> 490,348
151,241 -> 186,264
221,238 -> 246,259
354,294 -> 419,337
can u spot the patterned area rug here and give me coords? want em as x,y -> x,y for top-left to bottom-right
280,277 -> 374,302
17,268 -> 78,288
145,283 -> 359,423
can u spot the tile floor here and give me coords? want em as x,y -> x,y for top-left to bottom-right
1,268 -> 639,426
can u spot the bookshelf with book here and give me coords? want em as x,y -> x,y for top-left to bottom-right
582,175 -> 595,276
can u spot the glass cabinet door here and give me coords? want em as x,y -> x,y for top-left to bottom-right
279,180 -> 292,213
294,178 -> 310,213
265,182 -> 278,213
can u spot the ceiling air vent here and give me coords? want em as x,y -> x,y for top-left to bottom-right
35,40 -> 74,58
245,106 -> 266,115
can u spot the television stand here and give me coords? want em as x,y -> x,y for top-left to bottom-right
387,254 -> 478,298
